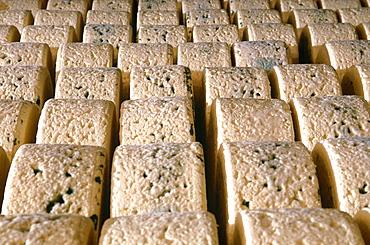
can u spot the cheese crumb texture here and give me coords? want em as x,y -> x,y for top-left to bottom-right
236,208 -> 365,244
0,65 -> 53,109
55,67 -> 121,119
276,0 -> 318,23
233,41 -> 291,72
99,211 -> 219,245
2,143 -> 107,234
342,64 -> 370,102
301,23 -> 358,63
86,10 -> 131,25
0,25 -> 19,43
137,10 -> 179,29
312,137 -> 370,216
0,10 -> 33,33
35,10 -> 83,41
36,99 -> 115,154
111,142 -> 207,217
0,214 -> 94,245
219,141 -> 321,244
0,100 -> 39,161
130,65 -> 193,100
269,64 -> 342,102
290,95 -> 370,151
120,96 -> 195,145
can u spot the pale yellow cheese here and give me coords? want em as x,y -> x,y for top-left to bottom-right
55,67 -> 121,120
0,25 -> 19,43
193,24 -> 239,47
0,214 -> 95,245
0,65 -> 53,109
185,9 -> 229,41
0,146 -> 9,205
338,7 -> 370,28
56,43 -> 114,76
236,208 -> 365,244
288,9 -> 338,41
47,0 -> 90,22
111,142 -> 207,217
130,65 -> 193,100
316,40 -> 370,80
312,137 -> 370,216
354,208 -> 370,244
117,43 -> 173,100
36,99 -> 116,156
290,95 -> 370,151
246,23 -> 299,63
1,143 -> 107,235
21,25 -> 76,65
300,23 -> 358,63
218,141 -> 321,245
137,10 -> 179,29
205,66 -> 271,131
342,64 -> 370,101
357,22 -> 370,40
99,211 -> 219,245
120,96 -> 196,145
35,10 -> 83,41
182,0 -> 221,22
229,0 -> 269,24
317,0 -> 362,12
0,0 -> 46,17
233,40 -> 292,72
276,0 -> 318,23
86,10 -> 131,25
83,24 -> 132,65
92,0 -> 133,13
138,0 -> 178,12
0,100 -> 39,161
236,9 -> 281,40
269,64 -> 342,101
0,10 -> 33,34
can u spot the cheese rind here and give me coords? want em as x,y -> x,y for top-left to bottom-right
357,22 -> 370,40
342,64 -> 370,101
317,0 -> 362,12
269,64 -> 342,101
138,0 -> 178,12
0,10 -> 33,34
233,41 -> 291,72
0,146 -> 9,205
0,65 -> 53,108
236,208 -> 365,244
205,66 -> 271,130
86,10 -> 131,25
276,0 -> 318,23
312,137 -> 370,216
99,211 -> 219,245
354,207 -> 370,244
36,99 -> 115,155
55,67 -> 121,119
56,43 -> 114,74
0,25 -> 19,43
338,8 -> 370,28
35,10 -> 83,41
111,142 -> 207,217
0,100 -> 39,161
0,42 -> 52,76
236,9 -> 281,40
92,0 -> 133,13
21,25 -> 76,65
0,214 -> 94,245
219,141 -> 321,245
246,23 -> 299,64
1,144 -> 107,235
83,24 -> 132,64
229,0 -> 269,24
46,0 -> 90,22
193,24 -> 239,47
130,65 -> 193,100
120,96 -> 196,145
300,23 -> 358,63
185,9 -> 229,41
290,95 -> 370,151
0,0 -> 45,17
316,40 -> 370,80
117,43 -> 173,100
137,10 -> 179,29
288,9 -> 338,41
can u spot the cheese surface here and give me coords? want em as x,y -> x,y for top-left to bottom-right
111,142 -> 207,217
